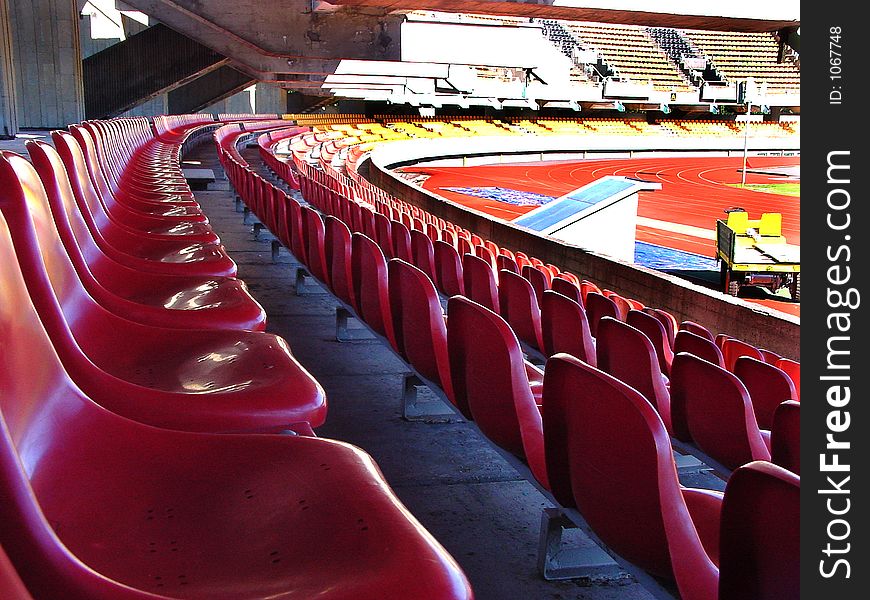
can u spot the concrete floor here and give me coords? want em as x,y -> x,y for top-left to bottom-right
2,130 -> 724,600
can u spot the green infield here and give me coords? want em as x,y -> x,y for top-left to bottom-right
728,183 -> 801,197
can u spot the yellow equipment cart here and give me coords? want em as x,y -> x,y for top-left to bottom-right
716,209 -> 800,301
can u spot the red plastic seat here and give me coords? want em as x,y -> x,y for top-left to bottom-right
718,462 -> 799,600
496,253 -> 519,274
648,308 -> 677,348
474,244 -> 497,273
626,309 -> 674,376
541,354 -> 720,595
680,320 -> 715,342
770,401 -> 800,475
596,317 -> 672,431
388,259 -> 456,408
540,290 -> 596,366
301,206 -> 329,283
0,152 -> 325,433
27,140 -> 266,331
390,219 -> 413,263
551,276 -> 582,305
776,358 -> 801,400
0,220 -> 472,598
53,130 -> 218,242
373,211 -> 393,258
585,291 -> 619,337
498,269 -> 545,352
324,215 -> 354,307
521,264 -> 550,307
0,546 -> 31,600
446,296 -> 548,488
434,240 -> 465,297
668,352 -> 699,443
722,337 -> 765,372
351,233 -> 397,349
734,357 -> 797,430
609,293 -> 633,320
673,330 -> 725,368
410,228 -> 436,282
284,194 -> 307,264
462,253 -> 500,313
579,279 -> 602,304
675,352 -> 771,470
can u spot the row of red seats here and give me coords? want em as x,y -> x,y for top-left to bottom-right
227,127 -> 798,599
288,130 -> 800,474
0,116 -> 472,599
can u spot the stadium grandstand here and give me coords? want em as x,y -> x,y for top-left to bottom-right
1,1 -> 798,599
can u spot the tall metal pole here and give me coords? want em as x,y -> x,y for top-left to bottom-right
741,83 -> 751,186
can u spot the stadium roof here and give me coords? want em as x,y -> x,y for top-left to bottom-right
328,0 -> 800,32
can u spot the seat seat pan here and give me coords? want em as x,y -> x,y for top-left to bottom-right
107,275 -> 266,331
29,412 -> 471,599
83,329 -> 322,419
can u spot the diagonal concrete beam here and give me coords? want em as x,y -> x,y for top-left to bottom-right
120,0 -> 401,78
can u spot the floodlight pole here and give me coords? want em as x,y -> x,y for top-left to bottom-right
741,87 -> 751,186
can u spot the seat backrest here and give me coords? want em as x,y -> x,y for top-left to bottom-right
626,309 -> 674,376
0,152 -> 102,358
734,357 -> 797,430
718,462 -> 799,600
596,317 -> 671,431
51,131 -> 118,235
496,253 -> 519,275
324,215 -> 354,307
609,293 -> 632,321
373,211 -> 393,258
775,358 -> 800,400
650,308 -> 677,348
679,320 -> 715,342
27,140 -> 116,290
673,330 -> 725,368
770,400 -> 800,475
676,352 -> 771,470
0,205 -> 125,599
301,206 -> 328,283
540,291 -> 596,366
579,279 -> 602,304
462,253 -> 499,313
388,259 -> 455,406
722,338 -> 765,372
585,292 -> 619,337
541,355 -> 712,582
285,195 -> 307,264
351,233 -> 396,348
551,277 -> 582,305
390,220 -> 413,263
433,240 -> 464,297
409,229 -> 436,282
497,269 -> 544,352
521,264 -> 550,307
446,296 -> 546,487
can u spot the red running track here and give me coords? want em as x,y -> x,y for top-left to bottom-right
406,155 -> 800,258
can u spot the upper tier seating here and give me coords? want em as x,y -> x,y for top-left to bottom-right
683,29 -> 800,93
564,21 -> 694,91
